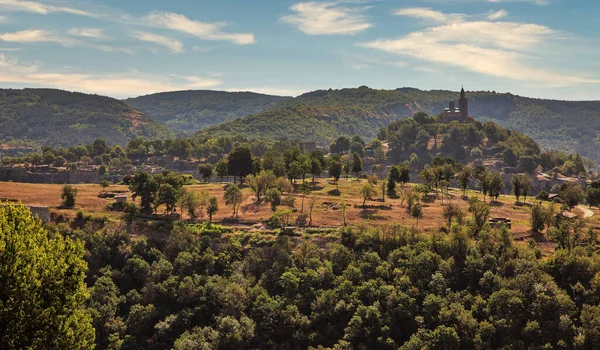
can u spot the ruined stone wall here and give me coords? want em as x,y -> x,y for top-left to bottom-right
0,166 -> 101,184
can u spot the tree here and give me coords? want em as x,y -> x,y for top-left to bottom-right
468,198 -> 490,237
559,183 -> 584,209
215,158 -> 229,182
178,189 -> 208,219
308,196 -> 317,226
457,168 -> 471,196
512,175 -> 523,202
265,188 -> 282,212
100,180 -> 110,191
197,163 -> 214,182
224,184 -> 243,217
228,146 -> 253,183
536,190 -> 549,203
129,172 -> 159,213
411,203 -> 423,229
487,171 -> 504,202
586,186 -> 600,208
531,203 -> 547,233
61,184 -> 78,208
157,183 -> 179,214
298,182 -> 311,214
443,203 -> 461,232
351,152 -> 363,178
310,157 -> 323,182
246,171 -> 276,201
360,183 -> 377,206
206,196 -> 219,223
380,180 -> 387,202
0,203 -> 95,349
328,159 -> 343,187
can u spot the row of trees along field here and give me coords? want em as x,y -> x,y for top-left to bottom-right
1,112 -> 592,180
5,198 -> 600,349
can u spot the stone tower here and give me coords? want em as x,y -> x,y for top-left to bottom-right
458,86 -> 468,120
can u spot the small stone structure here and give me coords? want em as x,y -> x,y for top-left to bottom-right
0,165 -> 101,184
28,206 -> 51,223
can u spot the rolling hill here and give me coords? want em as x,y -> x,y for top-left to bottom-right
124,90 -> 290,135
0,88 -> 174,147
195,86 -> 600,163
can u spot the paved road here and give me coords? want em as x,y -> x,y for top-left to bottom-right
577,205 -> 595,218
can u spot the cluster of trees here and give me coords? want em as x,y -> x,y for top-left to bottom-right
39,201 -> 600,349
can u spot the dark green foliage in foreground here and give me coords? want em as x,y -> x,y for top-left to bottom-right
0,88 -> 173,147
73,216 -> 600,349
0,203 -> 94,349
124,90 -> 289,135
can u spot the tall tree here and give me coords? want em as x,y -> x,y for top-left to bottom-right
224,184 -> 243,217
228,146 -> 253,183
0,203 -> 95,349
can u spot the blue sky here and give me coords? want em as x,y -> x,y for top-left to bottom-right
0,0 -> 598,100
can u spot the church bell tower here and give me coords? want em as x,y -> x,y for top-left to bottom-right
458,86 -> 468,121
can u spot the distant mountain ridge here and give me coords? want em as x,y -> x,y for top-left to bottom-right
124,90 -> 290,135
195,86 -> 600,163
0,88 -> 173,147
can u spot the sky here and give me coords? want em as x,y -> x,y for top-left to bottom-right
0,0 -> 599,100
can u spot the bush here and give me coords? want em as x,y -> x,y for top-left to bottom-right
61,185 -> 78,208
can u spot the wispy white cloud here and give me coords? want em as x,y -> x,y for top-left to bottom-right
67,28 -> 108,40
489,0 -> 549,5
362,10 -> 600,86
393,8 -> 456,23
0,54 -> 222,98
192,46 -> 213,53
487,10 -> 508,20
0,0 -> 95,17
143,12 -> 255,45
281,1 -> 372,35
0,29 -> 69,44
130,31 -> 183,53
0,29 -> 132,54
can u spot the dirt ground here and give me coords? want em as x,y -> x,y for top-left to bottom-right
1,178 -> 597,254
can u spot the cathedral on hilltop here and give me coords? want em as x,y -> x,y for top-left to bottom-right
442,87 -> 469,123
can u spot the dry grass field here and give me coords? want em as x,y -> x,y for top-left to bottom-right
1,178 -> 598,253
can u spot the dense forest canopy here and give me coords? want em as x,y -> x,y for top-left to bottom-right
0,88 -> 173,147
124,90 -> 289,135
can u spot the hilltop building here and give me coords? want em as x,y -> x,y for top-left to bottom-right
443,87 -> 469,123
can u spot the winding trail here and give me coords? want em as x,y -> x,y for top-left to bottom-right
577,205 -> 595,218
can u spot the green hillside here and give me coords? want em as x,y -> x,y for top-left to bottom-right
0,88 -> 173,147
124,90 -> 290,135
197,86 -> 600,163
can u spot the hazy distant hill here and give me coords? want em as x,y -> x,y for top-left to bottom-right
197,86 -> 600,163
124,90 -> 290,135
0,88 -> 173,147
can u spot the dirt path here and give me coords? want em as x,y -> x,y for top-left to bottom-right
577,205 -> 595,218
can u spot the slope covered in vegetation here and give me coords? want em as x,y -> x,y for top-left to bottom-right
124,90 -> 290,135
196,86 -> 600,163
0,88 -> 173,147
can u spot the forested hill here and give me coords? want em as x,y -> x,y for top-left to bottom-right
0,89 -> 174,147
196,86 -> 600,162
124,90 -> 290,135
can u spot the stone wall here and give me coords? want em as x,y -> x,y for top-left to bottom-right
0,166 -> 101,184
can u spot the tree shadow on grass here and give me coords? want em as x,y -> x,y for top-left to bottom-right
359,209 -> 386,220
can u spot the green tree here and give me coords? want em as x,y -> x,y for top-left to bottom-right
328,159 -> 343,187
157,183 -> 179,214
559,183 -> 584,209
0,203 -> 95,349
265,188 -> 282,212
197,163 -> 214,182
298,182 -> 312,214
487,171 -> 504,202
411,203 -> 423,229
129,172 -> 159,213
224,184 -> 243,217
228,146 -> 253,183
61,184 -> 78,208
360,183 -> 377,206
215,158 -> 229,182
207,196 -> 219,223
457,168 -> 471,196
100,180 -> 110,191
351,152 -> 363,178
